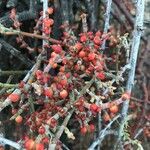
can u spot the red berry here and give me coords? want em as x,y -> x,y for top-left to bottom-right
87,31 -> 93,36
59,66 -> 65,72
51,44 -> 62,54
95,31 -> 101,36
60,79 -> 68,86
80,126 -> 87,135
93,36 -> 101,45
75,42 -> 83,51
103,113 -> 111,122
47,7 -> 53,14
121,92 -> 130,101
35,70 -> 43,80
79,50 -> 86,58
89,124 -> 95,132
44,87 -> 53,98
110,105 -> 118,113
88,53 -> 95,61
60,90 -> 68,99
38,126 -> 45,134
90,104 -> 99,112
80,35 -> 87,42
8,93 -> 20,102
36,143 -> 44,150
42,137 -> 49,144
15,115 -> 23,124
24,139 -> 35,150
43,18 -> 54,27
97,72 -> 105,80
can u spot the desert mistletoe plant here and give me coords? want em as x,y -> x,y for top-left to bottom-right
0,0 -> 149,150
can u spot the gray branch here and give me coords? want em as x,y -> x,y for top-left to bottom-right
0,39 -> 33,68
117,0 -> 145,143
101,0 -> 112,50
0,136 -> 21,149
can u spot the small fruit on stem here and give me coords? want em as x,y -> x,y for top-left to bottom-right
80,126 -> 87,135
121,92 -> 131,101
80,35 -> 87,42
90,104 -> 100,113
60,89 -> 68,99
103,113 -> 111,122
79,50 -> 86,58
36,143 -> 44,150
44,87 -> 53,98
88,53 -> 96,61
38,126 -> 45,134
24,139 -> 35,150
97,72 -> 105,80
8,93 -> 20,102
51,44 -> 62,54
109,104 -> 119,113
89,124 -> 95,132
15,115 -> 23,124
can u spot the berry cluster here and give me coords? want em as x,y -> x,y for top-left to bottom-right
3,7 -> 131,150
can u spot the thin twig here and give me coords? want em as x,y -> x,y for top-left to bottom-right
0,25 -> 61,44
0,82 -> 18,88
0,70 -> 28,76
88,115 -> 120,150
49,110 -> 74,150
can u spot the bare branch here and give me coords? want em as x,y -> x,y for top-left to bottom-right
117,0 -> 145,144
101,0 -> 112,50
0,136 -> 21,149
0,39 -> 33,68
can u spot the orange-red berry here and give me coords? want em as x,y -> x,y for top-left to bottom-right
44,88 -> 53,98
88,53 -> 96,61
60,90 -> 68,99
80,126 -> 87,135
15,115 -> 23,124
24,139 -> 35,150
8,93 -> 20,102
110,105 -> 119,113
79,50 -> 86,58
